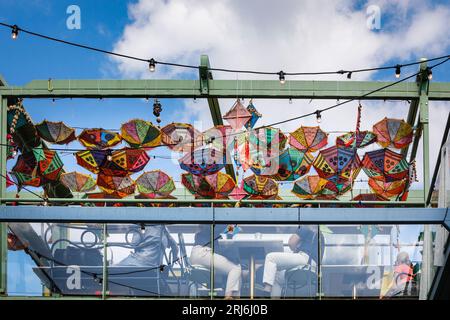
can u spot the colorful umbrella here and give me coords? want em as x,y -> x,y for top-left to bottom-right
291,175 -> 329,199
179,147 -> 225,176
75,150 -> 108,174
161,123 -> 203,153
97,174 -> 135,198
11,153 -> 44,187
35,120 -> 76,145
368,178 -> 406,199
60,172 -> 96,193
313,145 -> 361,184
135,170 -> 175,198
32,148 -> 64,181
203,125 -> 233,154
78,128 -> 122,149
269,148 -> 314,181
120,119 -> 161,148
100,148 -> 150,176
229,181 -> 248,200
244,101 -> 262,129
181,172 -> 236,198
373,118 -> 413,149
289,126 -> 328,152
336,131 -> 377,149
243,175 -> 279,198
247,127 -> 287,152
223,99 -> 252,130
320,179 -> 352,197
362,149 -> 409,182
135,194 -> 177,207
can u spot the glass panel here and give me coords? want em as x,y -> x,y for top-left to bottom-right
105,224 -> 212,298
5,222 -> 441,299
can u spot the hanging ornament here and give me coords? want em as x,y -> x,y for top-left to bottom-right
153,99 -> 163,125
223,99 -> 252,130
245,99 -> 262,129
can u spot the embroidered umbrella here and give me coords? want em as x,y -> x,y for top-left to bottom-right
247,127 -> 287,152
243,175 -> 279,198
244,101 -> 262,129
373,118 -> 413,149
78,128 -> 122,149
181,172 -> 235,199
203,125 -> 233,154
120,119 -> 161,148
135,170 -> 176,198
31,148 -> 64,181
270,148 -> 314,181
320,179 -> 352,197
35,120 -> 76,145
229,181 -> 248,201
60,171 -> 96,193
100,148 -> 150,176
362,149 -> 409,182
179,147 -> 225,176
97,174 -> 136,198
368,178 -> 406,199
161,123 -> 203,153
291,175 -> 329,199
223,99 -> 252,130
289,126 -> 328,152
336,131 -> 377,149
135,193 -> 177,207
75,150 -> 109,174
313,145 -> 361,184
11,153 -> 44,187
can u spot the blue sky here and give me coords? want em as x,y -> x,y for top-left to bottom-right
1,0 -> 449,295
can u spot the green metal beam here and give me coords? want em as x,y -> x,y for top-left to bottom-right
0,94 -> 7,295
200,55 -> 236,181
1,79 -> 449,100
417,61 -> 431,204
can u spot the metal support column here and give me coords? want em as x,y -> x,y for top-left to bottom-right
0,93 -> 7,295
418,60 -> 430,203
200,55 -> 236,182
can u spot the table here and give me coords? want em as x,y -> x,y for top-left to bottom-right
218,238 -> 284,298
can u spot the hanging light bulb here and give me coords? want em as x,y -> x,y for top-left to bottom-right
426,67 -> 433,80
140,223 -> 146,233
11,25 -> 19,40
347,72 -> 352,79
395,65 -> 401,78
278,71 -> 286,84
289,98 -> 293,104
149,58 -> 156,72
315,110 -> 322,123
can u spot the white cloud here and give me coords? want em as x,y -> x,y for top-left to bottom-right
111,0 -> 450,187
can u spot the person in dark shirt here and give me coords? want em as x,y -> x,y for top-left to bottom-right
261,225 -> 324,297
190,224 -> 242,299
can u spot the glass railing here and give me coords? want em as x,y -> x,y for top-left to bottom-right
6,221 -> 442,299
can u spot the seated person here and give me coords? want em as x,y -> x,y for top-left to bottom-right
261,225 -> 324,297
189,224 -> 241,299
117,224 -> 178,267
383,251 -> 416,297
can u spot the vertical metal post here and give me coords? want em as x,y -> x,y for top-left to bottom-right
0,95 -> 7,295
210,223 -> 215,300
418,59 -> 430,204
102,223 -> 108,299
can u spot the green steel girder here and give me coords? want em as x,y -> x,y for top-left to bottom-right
200,55 -> 236,181
1,79 -> 450,100
0,92 -> 7,295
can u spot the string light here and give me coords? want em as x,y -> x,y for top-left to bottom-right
11,25 -> 18,40
289,98 -> 293,104
278,71 -> 286,84
140,223 -> 146,233
149,58 -> 156,72
395,64 -> 401,78
315,110 -> 322,123
347,72 -> 352,79
426,67 -> 433,80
